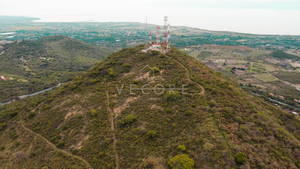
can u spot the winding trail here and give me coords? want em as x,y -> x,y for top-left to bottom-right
20,121 -> 93,169
166,55 -> 205,95
166,55 -> 238,154
105,91 -> 120,169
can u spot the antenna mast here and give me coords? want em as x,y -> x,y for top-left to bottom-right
156,26 -> 160,44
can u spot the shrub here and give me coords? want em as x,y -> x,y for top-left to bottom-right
123,63 -> 131,67
56,142 -> 64,149
164,91 -> 181,101
107,68 -> 117,77
109,102 -> 114,108
90,109 -> 97,116
123,63 -> 131,72
168,154 -> 195,169
177,145 -> 186,151
192,104 -> 196,108
62,125 -> 68,130
147,130 -> 157,138
234,116 -> 244,124
224,112 -> 233,119
0,146 -> 4,151
77,115 -> 83,119
209,100 -> 216,107
214,115 -> 219,119
117,120 -> 125,126
151,50 -> 159,55
234,152 -> 248,165
185,110 -> 193,116
73,76 -> 80,81
124,115 -> 136,124
166,108 -> 171,113
9,132 -> 19,140
0,122 -> 6,130
44,105 -> 51,109
203,142 -> 214,151
152,67 -> 160,73
28,112 -> 35,119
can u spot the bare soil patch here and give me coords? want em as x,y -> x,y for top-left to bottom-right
64,105 -> 83,120
226,59 -> 237,65
204,62 -> 218,69
114,97 -> 139,118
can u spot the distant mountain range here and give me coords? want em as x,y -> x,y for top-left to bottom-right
0,35 -> 117,102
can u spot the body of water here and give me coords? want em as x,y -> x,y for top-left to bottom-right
0,32 -> 16,35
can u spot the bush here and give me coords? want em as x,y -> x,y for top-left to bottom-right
203,142 -> 214,151
62,125 -> 68,130
77,115 -> 83,119
0,122 -> 6,130
56,142 -> 64,149
234,116 -> 244,124
168,154 -> 195,169
123,63 -> 131,67
44,105 -> 51,109
166,108 -> 171,113
123,63 -> 131,72
177,145 -> 186,151
147,130 -> 157,138
234,152 -> 248,165
28,112 -> 35,119
107,68 -> 117,77
164,91 -> 181,101
151,50 -> 159,55
185,110 -> 193,116
90,109 -> 97,116
152,67 -> 160,73
109,102 -> 114,108
209,100 -> 216,107
9,132 -> 19,140
124,115 -> 136,124
0,146 -> 4,151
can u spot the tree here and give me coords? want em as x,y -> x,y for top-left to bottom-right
124,114 -> 136,124
234,152 -> 248,165
168,154 -> 195,169
147,130 -> 157,138
164,91 -> 181,101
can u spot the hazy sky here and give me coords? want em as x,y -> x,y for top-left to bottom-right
1,0 -> 300,35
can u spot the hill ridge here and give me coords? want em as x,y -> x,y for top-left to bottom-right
0,45 -> 300,168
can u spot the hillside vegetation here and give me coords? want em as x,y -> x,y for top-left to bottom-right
0,35 -> 116,102
0,45 -> 300,168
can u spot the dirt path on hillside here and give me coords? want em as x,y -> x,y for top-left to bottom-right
166,55 -> 205,95
105,91 -> 120,169
20,121 -> 93,169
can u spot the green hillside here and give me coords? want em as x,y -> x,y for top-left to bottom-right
0,45 -> 300,168
0,35 -> 116,103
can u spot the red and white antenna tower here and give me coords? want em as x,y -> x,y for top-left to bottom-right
167,23 -> 171,49
163,16 -> 168,45
156,26 -> 160,44
149,31 -> 152,47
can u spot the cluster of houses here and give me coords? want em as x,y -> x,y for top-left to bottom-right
0,75 -> 8,81
269,93 -> 285,100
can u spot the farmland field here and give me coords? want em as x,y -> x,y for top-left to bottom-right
237,60 -> 248,64
226,59 -> 237,65
254,73 -> 279,82
190,50 -> 202,58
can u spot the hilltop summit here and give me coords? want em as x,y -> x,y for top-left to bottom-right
0,45 -> 300,168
